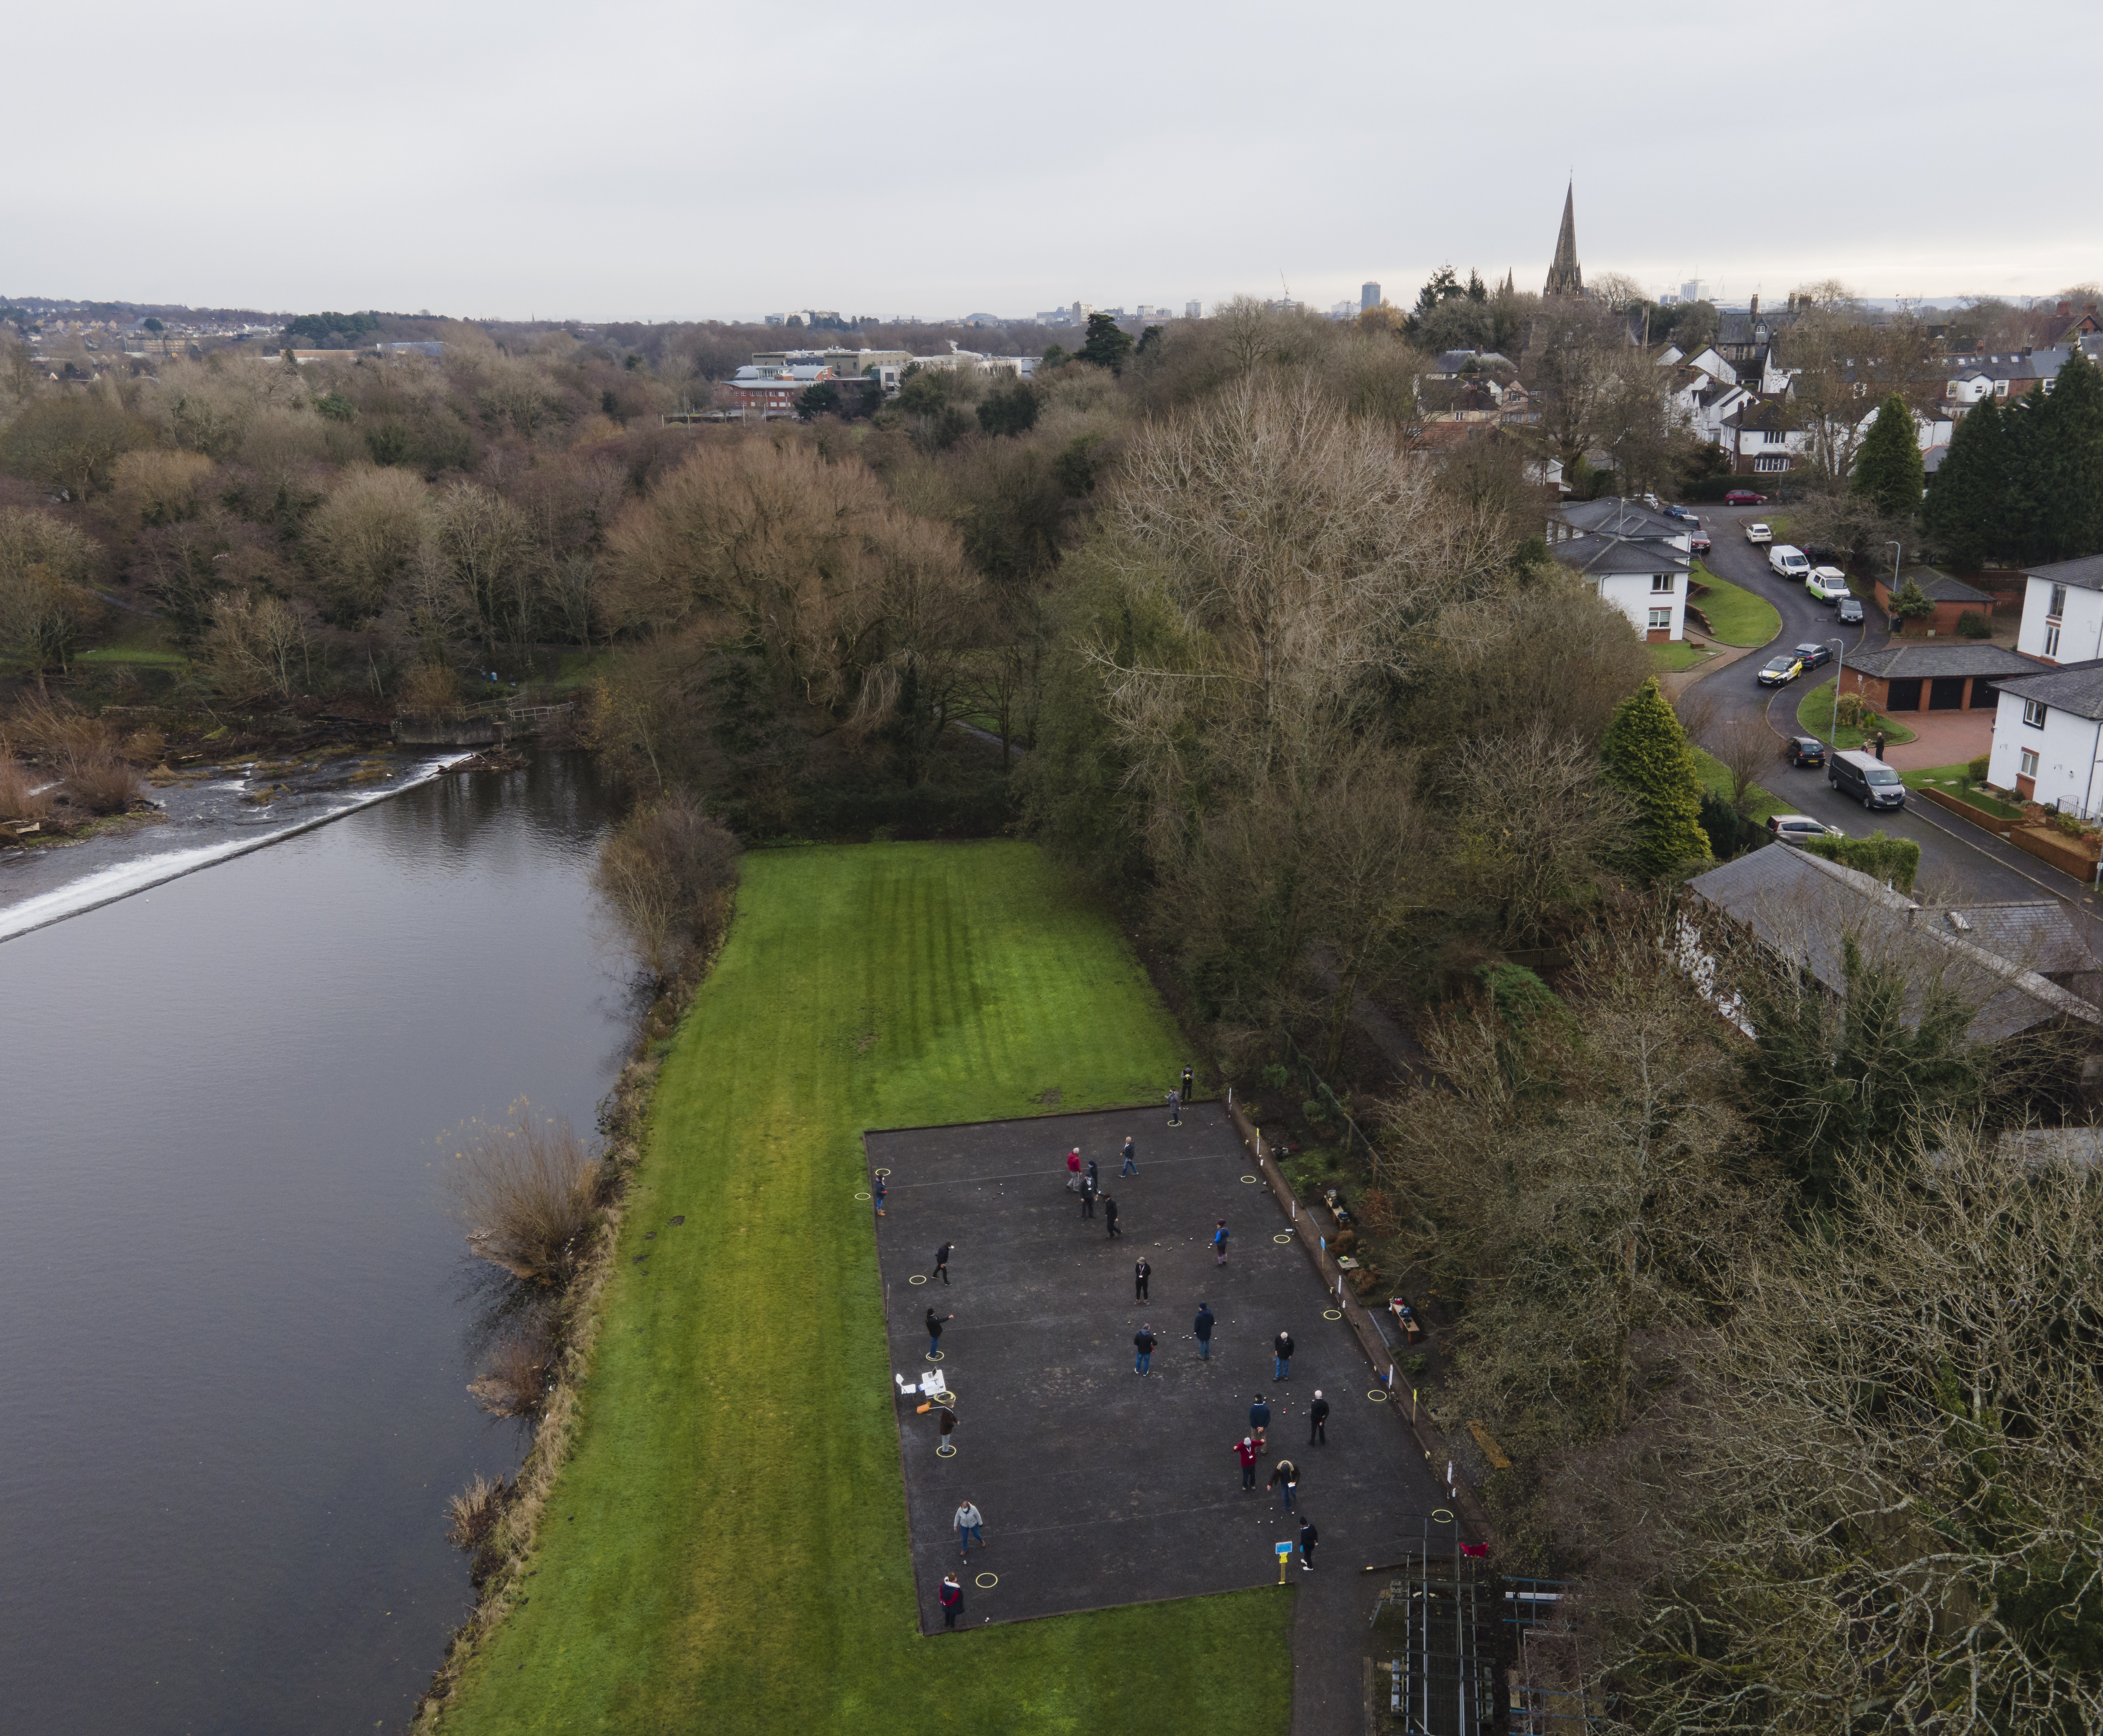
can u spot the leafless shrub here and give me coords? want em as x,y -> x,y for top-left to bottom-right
444,1473 -> 511,1552
0,755 -> 52,823
1709,711 -> 1778,816
64,754 -> 142,815
446,1101 -> 601,1289
467,1312 -> 556,1418
593,791 -> 740,988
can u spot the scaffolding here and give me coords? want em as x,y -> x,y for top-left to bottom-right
1369,1551 -> 1497,1734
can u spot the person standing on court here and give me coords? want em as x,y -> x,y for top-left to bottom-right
1166,1087 -> 1182,1126
1213,1219 -> 1230,1265
1067,1148 -> 1081,1181
1085,1157 -> 1098,1191
931,1242 -> 952,1284
1273,1329 -> 1294,1381
1297,1516 -> 1317,1571
1120,1135 -> 1137,1176
1080,1173 -> 1095,1218
1309,1390 -> 1329,1445
1133,1323 -> 1157,1375
1135,1257 -> 1151,1300
1194,1302 -> 1215,1358
1181,1063 -> 1195,1103
1268,1456 -> 1299,1512
1249,1394 -> 1270,1454
940,1573 -> 963,1628
954,1499 -> 984,1558
925,1305 -> 952,1358
1103,1194 -> 1120,1238
1235,1435 -> 1259,1491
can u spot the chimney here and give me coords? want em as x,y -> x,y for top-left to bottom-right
1750,293 -> 1760,319
2060,300 -> 2074,317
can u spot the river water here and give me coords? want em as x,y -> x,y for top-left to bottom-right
0,754 -> 631,1734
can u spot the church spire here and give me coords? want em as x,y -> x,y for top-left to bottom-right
1544,180 -> 1582,297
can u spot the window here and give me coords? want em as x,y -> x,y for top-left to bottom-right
1946,380 -> 1959,397
1651,572 -> 1674,592
2024,698 -> 2048,728
1995,379 -> 2010,395
2046,623 -> 2062,657
1648,608 -> 1672,630
1765,428 -> 1789,444
2050,583 -> 2068,619
1754,454 -> 1791,472
2021,748 -> 2040,778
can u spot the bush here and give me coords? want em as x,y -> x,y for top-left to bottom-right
1968,755 -> 1991,782
64,755 -> 142,815
446,1103 -> 602,1289
397,661 -> 461,716
1799,829 -> 1921,892
594,791 -> 741,989
444,1473 -> 511,1552
1261,1063 -> 1290,1090
468,1312 -> 556,1417
1476,961 -> 1564,1030
1956,610 -> 1992,639
1301,1098 -> 1329,1127
0,756 -> 53,825
2051,810 -> 2087,840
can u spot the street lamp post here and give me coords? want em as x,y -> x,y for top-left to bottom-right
1830,639 -> 1846,753
1886,539 -> 1903,627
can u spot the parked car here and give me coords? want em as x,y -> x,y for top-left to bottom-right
1642,492 -> 1661,512
1757,654 -> 1804,687
1786,737 -> 1827,768
1806,566 -> 1852,603
1837,596 -> 1865,624
1768,813 -> 1842,842
1745,521 -> 1773,545
1792,642 -> 1833,670
1769,545 -> 1811,580
1801,542 -> 1838,563
1725,489 -> 1767,505
1830,748 -> 1907,812
1689,528 -> 1712,554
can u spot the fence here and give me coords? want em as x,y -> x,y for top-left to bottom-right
1277,1029 -> 1389,1192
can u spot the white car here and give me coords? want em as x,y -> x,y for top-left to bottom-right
1769,545 -> 1811,580
1806,566 -> 1852,603
1745,521 -> 1773,545
1768,814 -> 1844,844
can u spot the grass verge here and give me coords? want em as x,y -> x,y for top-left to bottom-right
1689,563 -> 1781,648
428,841 -> 1293,1735
1794,676 -> 1916,752
1649,640 -> 1710,673
1692,746 -> 1787,824
1902,762 -> 2026,820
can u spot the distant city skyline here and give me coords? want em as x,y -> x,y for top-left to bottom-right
4,0 -> 2091,323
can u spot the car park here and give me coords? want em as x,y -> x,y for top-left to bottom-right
1769,545 -> 1811,580
1756,654 -> 1803,687
1745,521 -> 1773,545
1830,749 -> 1906,811
1786,737 -> 1826,768
1767,813 -> 1842,841
1806,566 -> 1852,603
1725,489 -> 1767,505
1837,597 -> 1865,624
1792,642 -> 1833,670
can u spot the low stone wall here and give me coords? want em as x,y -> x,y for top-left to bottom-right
1917,784 -> 2015,837
391,716 -> 510,748
2009,824 -> 2101,881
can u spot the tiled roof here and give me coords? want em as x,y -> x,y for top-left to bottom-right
1845,643 -> 2041,680
1899,569 -> 1996,604
1943,902 -> 2096,980
2024,553 -> 2103,594
1546,534 -> 1689,577
1990,656 -> 2103,720
1553,498 -> 1686,540
1687,846 -> 2103,1042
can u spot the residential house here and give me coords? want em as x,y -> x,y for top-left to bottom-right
1940,338 -> 2103,418
1872,568 -> 1996,636
1987,657 -> 2103,811
1686,844 -> 2103,1046
1544,500 -> 1691,641
1720,399 -> 1813,476
2012,553 -> 2103,665
1838,641 -> 2039,715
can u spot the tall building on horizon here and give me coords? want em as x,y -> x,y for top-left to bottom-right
1544,181 -> 1583,298
1361,281 -> 1381,311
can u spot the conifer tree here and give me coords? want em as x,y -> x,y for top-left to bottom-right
1922,389 -> 2007,569
2034,346 -> 2103,560
1600,676 -> 1710,878
1849,393 -> 1926,520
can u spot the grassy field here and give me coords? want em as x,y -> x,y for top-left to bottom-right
1649,640 -> 1712,673
436,842 -> 1293,1735
1794,676 -> 1917,752
1903,761 -> 2026,820
1689,564 -> 1780,648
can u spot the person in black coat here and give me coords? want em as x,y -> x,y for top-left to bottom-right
1181,1064 -> 1195,1102
1309,1389 -> 1330,1445
1080,1174 -> 1095,1218
1249,1394 -> 1271,1453
940,1574 -> 964,1628
1273,1330 -> 1294,1381
1194,1303 -> 1215,1359
1135,1257 -> 1150,1300
931,1243 -> 952,1284
925,1305 -> 953,1357
1133,1324 -> 1157,1375
1103,1194 -> 1120,1238
1297,1517 -> 1317,1571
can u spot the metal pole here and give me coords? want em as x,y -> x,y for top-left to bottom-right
1831,638 -> 1845,752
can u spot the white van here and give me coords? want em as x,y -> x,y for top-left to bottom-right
1769,544 -> 1811,581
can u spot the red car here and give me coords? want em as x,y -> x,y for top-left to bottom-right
1724,488 -> 1766,505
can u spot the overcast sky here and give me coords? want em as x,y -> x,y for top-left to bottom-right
7,0 -> 2094,322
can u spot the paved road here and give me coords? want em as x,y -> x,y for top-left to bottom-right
1685,503 -> 2103,951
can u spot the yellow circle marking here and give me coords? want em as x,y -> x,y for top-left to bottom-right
854,1191 -> 871,1201
1432,1508 -> 1454,1523
908,1273 -> 928,1285
925,1350 -> 946,1362
873,1167 -> 892,1177
1272,1233 -> 1293,1244
1367,1388 -> 1390,1402
1240,1174 -> 1260,1185
936,1443 -> 957,1457
974,1572 -> 998,1589
1323,1309 -> 1343,1320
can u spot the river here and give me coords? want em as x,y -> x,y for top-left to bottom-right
0,753 -> 631,1734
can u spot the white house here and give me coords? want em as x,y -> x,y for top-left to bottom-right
2013,554 -> 2103,666
1987,657 -> 2103,813
1545,503 -> 1690,642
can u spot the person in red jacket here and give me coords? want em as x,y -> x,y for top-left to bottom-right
940,1573 -> 963,1629
1235,1435 -> 1259,1491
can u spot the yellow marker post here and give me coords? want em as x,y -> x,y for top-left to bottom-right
1276,1542 -> 1293,1585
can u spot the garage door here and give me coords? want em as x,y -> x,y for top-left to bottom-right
1885,679 -> 1922,711
1929,677 -> 1967,710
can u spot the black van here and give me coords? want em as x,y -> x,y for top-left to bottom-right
1829,749 -> 1906,811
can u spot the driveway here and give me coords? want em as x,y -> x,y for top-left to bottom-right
1680,503 -> 2103,949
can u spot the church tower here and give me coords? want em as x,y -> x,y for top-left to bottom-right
1543,181 -> 1582,297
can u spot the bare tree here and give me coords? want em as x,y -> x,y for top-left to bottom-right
1710,711 -> 1777,814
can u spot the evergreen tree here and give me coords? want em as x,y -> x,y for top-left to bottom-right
1600,676 -> 1710,878
1849,392 -> 1926,520
2034,346 -> 2103,560
1922,389 -> 2007,569
1076,312 -> 1134,376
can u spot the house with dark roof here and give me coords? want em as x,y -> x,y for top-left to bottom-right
1721,397 -> 1810,476
1545,528 -> 1690,642
1685,845 -> 2103,1046
1546,498 -> 1690,546
1985,656 -> 2103,810
2013,553 -> 2103,666
1839,640 -> 2040,715
1871,567 -> 1997,637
